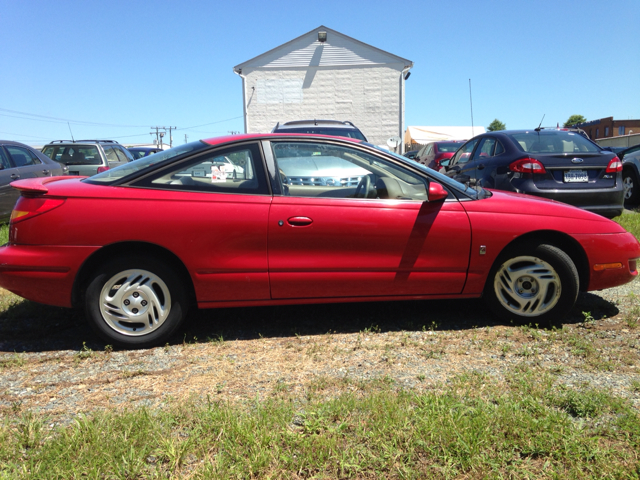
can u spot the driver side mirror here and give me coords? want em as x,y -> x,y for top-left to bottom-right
428,182 -> 448,202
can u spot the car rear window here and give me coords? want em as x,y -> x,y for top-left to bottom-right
42,145 -> 102,165
507,132 -> 600,154
276,127 -> 366,141
436,142 -> 463,152
85,141 -> 210,184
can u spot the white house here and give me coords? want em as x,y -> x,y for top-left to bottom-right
233,26 -> 413,150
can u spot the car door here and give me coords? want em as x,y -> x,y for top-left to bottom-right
133,142 -> 272,304
444,138 -> 481,184
4,145 -> 51,179
456,137 -> 504,187
266,140 -> 472,300
0,147 -> 20,220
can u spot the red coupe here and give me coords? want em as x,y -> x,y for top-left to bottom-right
0,134 -> 638,348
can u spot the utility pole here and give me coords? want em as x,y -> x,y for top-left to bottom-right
150,126 -> 177,148
184,134 -> 188,144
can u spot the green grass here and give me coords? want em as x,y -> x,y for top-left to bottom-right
0,369 -> 638,478
0,211 -> 638,478
0,224 -> 7,245
615,210 -> 640,238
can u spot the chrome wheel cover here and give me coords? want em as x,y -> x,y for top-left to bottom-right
493,255 -> 561,317
99,269 -> 171,336
623,175 -> 634,200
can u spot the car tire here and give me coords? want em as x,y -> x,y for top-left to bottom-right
85,256 -> 189,348
623,169 -> 640,207
484,244 -> 579,326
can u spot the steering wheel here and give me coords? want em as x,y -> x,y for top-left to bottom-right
354,175 -> 372,198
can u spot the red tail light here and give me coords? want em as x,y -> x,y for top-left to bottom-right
509,157 -> 547,174
10,197 -> 65,224
97,166 -> 110,173
606,156 -> 622,173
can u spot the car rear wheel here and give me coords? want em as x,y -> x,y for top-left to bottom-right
85,256 -> 189,348
623,169 -> 639,206
484,244 -> 579,326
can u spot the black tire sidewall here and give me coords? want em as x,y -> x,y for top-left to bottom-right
85,256 -> 188,348
484,244 -> 579,326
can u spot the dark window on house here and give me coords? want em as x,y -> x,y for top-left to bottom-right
619,126 -> 625,136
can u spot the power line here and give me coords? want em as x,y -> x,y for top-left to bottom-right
0,107 -> 149,128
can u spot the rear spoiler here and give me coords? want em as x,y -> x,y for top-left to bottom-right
10,176 -> 86,194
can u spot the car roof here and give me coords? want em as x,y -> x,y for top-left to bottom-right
201,133 -> 363,146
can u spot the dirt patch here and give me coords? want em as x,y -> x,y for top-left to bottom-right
1,284 -> 639,425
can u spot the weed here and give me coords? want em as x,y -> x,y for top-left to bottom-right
75,342 -> 93,360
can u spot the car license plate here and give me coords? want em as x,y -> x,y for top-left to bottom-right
564,170 -> 588,183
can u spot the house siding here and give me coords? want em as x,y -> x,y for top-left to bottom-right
243,64 -> 404,147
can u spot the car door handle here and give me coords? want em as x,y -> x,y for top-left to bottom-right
287,216 -> 313,227
477,164 -> 485,170
42,169 -> 50,175
10,174 -> 20,180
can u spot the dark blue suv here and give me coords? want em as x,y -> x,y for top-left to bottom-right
440,128 -> 624,218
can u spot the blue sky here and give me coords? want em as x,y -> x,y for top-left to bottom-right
1,0 -> 638,146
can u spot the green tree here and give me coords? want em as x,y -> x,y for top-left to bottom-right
487,119 -> 506,131
564,115 -> 587,127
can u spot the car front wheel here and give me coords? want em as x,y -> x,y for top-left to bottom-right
484,244 -> 579,326
85,256 -> 189,348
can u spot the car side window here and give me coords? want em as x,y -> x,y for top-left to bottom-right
0,148 -> 11,169
103,146 -> 120,163
5,146 -> 41,167
472,138 -> 496,161
113,147 -> 129,163
450,138 -> 480,166
143,143 -> 268,195
272,141 -> 429,201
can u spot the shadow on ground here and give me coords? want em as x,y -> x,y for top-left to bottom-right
0,291 -> 619,353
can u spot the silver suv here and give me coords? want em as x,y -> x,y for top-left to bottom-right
42,140 -> 134,176
272,120 -> 368,141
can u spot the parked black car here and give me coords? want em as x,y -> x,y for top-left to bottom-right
0,140 -> 67,222
440,129 -> 624,218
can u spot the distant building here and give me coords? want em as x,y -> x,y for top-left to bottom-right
576,116 -> 640,140
233,26 -> 413,150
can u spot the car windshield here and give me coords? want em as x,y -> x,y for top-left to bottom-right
369,145 -> 482,199
507,131 -> 601,154
277,127 -> 367,141
437,142 -> 463,152
85,141 -> 209,184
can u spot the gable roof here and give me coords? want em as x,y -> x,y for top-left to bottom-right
234,25 -> 412,72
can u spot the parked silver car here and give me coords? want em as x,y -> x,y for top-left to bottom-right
0,140 -> 67,222
42,140 -> 134,176
621,144 -> 640,206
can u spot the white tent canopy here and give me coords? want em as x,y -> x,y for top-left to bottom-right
404,126 -> 486,146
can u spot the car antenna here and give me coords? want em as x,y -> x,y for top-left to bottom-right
67,122 -> 75,142
535,114 -> 545,132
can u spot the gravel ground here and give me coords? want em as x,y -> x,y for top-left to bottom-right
1,279 -> 639,426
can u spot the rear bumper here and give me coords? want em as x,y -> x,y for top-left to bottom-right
0,244 -> 99,307
511,179 -> 624,217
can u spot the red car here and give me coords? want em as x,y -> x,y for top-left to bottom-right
415,140 -> 465,170
0,134 -> 638,348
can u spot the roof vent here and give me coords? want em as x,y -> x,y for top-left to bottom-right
318,31 -> 327,43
